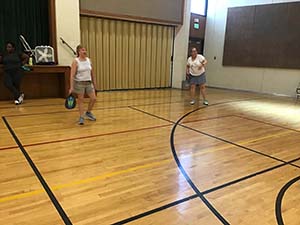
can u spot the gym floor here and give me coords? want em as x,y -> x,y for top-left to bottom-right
0,88 -> 299,225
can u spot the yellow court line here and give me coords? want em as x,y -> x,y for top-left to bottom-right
182,130 -> 293,154
238,130 -> 292,146
0,159 -> 171,203
0,130 -> 293,203
0,189 -> 45,203
51,159 -> 171,190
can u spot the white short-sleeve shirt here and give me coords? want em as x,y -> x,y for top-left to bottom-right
187,54 -> 206,76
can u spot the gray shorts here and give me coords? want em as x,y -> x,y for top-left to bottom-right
73,80 -> 94,94
189,73 -> 206,85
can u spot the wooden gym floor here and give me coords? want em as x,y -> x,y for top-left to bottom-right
0,88 -> 299,225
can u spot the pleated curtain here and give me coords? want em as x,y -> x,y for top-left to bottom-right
80,16 -> 174,91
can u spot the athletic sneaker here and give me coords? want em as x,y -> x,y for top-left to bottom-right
78,117 -> 84,125
190,99 -> 196,105
14,100 -> 20,105
18,93 -> 24,104
85,111 -> 96,121
203,100 -> 209,106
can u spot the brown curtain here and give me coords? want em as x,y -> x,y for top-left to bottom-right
80,16 -> 174,90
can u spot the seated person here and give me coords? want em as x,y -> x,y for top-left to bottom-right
0,41 -> 28,104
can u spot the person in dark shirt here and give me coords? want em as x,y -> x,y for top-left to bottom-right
0,41 -> 28,104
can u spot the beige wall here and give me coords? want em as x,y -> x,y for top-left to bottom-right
55,0 -> 81,66
204,0 -> 300,96
172,0 -> 191,88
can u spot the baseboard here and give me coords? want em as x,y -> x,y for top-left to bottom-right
206,85 -> 294,98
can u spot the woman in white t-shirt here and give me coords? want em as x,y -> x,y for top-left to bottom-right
69,45 -> 97,125
186,48 -> 208,105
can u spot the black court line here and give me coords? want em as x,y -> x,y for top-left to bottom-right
202,156 -> 300,195
180,124 -> 300,169
275,176 -> 300,225
129,97 -> 263,124
111,194 -> 198,225
130,105 -> 300,169
2,116 -> 73,225
170,108 -> 230,224
235,115 -> 300,133
0,116 -> 233,153
126,99 -> 300,224
112,156 -> 300,224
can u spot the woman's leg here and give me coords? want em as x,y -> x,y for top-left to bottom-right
85,90 -> 97,121
87,91 -> 96,112
4,71 -> 20,100
190,83 -> 196,104
77,93 -> 85,117
200,84 -> 208,105
200,84 -> 206,100
13,71 -> 24,102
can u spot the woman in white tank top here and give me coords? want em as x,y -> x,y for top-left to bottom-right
69,45 -> 97,125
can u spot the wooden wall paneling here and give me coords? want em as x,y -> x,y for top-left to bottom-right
223,2 -> 300,69
286,2 -> 300,68
223,6 -> 255,66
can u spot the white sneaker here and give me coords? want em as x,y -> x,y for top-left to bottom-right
14,100 -> 20,105
18,93 -> 24,104
190,99 -> 196,105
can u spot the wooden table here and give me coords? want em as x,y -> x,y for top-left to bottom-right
0,65 -> 70,100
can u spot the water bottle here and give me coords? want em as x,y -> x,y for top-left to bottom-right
29,56 -> 33,66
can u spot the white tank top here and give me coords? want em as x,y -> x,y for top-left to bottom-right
74,57 -> 92,81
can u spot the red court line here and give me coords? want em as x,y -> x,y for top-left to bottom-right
0,103 -> 63,110
182,115 -> 234,124
0,146 -> 19,151
6,115 -> 234,149
234,115 -> 300,133
0,96 -> 159,110
4,101 -> 184,118
22,124 -> 172,148
5,106 -> 129,118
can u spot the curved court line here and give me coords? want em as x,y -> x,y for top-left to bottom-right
170,104 -> 231,225
275,176 -> 300,225
0,115 -> 235,203
111,156 -> 300,225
